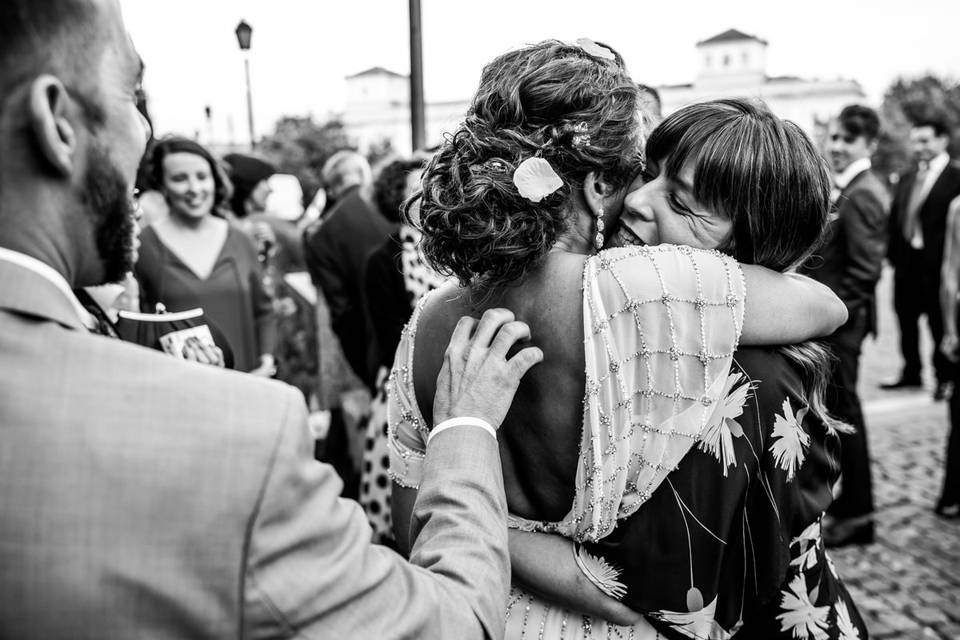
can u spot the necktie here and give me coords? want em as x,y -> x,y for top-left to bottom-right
904,163 -> 929,246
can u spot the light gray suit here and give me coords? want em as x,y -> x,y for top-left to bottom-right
0,257 -> 509,639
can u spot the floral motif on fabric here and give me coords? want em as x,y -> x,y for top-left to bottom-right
777,574 -> 830,640
697,372 -> 752,475
834,601 -> 862,640
790,520 -> 822,572
651,596 -> 731,640
770,398 -> 810,481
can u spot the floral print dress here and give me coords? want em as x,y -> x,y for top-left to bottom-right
585,347 -> 867,639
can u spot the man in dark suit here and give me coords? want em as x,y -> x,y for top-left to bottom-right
302,151 -> 394,497
803,105 -> 890,546
0,2 -> 543,636
886,116 -> 960,399
303,150 -> 392,387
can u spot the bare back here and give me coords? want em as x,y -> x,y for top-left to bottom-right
412,252 -> 589,521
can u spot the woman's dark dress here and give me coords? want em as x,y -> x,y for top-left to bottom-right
587,347 -> 868,639
135,225 -> 277,372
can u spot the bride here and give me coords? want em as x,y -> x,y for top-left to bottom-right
388,40 -> 863,639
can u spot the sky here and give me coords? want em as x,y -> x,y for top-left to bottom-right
120,0 -> 960,146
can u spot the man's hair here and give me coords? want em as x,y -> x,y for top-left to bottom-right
838,104 -> 880,142
912,115 -> 951,139
0,0 -> 106,125
372,156 -> 427,224
321,150 -> 371,192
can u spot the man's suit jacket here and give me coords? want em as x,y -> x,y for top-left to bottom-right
888,162 -> 960,287
0,258 -> 508,639
303,186 -> 395,386
802,169 -> 890,346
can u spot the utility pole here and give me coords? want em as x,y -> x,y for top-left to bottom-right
409,0 -> 425,151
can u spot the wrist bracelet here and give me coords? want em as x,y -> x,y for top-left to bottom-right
427,417 -> 497,444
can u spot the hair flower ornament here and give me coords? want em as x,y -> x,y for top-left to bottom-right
576,38 -> 616,61
513,157 -> 563,203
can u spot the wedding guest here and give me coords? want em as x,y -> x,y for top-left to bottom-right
936,193 -> 960,518
886,116 -> 960,399
135,137 -> 277,375
361,154 -> 446,543
0,3 -> 540,638
801,105 -> 890,546
224,153 -> 305,275
303,150 -> 390,386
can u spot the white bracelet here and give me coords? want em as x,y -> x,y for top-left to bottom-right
427,417 -> 497,444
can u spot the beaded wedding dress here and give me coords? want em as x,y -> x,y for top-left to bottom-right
389,245 -> 742,638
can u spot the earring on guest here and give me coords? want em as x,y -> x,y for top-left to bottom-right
594,206 -> 605,252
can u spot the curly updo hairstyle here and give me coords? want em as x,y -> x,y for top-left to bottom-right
414,39 -> 644,290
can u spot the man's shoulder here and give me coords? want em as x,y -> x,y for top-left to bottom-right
845,171 -> 891,208
4,315 -> 301,447
942,161 -> 960,186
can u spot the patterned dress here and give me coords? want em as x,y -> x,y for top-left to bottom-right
388,245 -> 866,639
361,225 -> 448,543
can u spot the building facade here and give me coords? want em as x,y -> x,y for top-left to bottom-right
341,29 -> 864,155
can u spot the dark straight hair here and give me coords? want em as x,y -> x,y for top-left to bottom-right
646,98 -> 845,436
646,98 -> 831,273
838,104 -> 880,142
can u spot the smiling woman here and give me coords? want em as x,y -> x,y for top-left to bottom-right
134,136 -> 277,375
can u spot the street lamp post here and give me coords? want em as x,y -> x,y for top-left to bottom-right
235,20 -> 255,151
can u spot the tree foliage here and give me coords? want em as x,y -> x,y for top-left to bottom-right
877,74 -> 960,177
259,116 -> 353,204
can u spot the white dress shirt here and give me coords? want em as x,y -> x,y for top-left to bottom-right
831,157 -> 872,208
835,157 -> 872,191
909,152 -> 951,249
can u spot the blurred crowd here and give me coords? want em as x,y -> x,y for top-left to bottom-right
97,91 -> 960,552
99,124 -> 448,545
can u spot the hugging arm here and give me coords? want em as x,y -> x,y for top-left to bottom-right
509,530 -> 643,625
740,266 -> 847,344
394,487 -> 643,625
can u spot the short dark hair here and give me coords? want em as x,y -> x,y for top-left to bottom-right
373,157 -> 427,224
838,104 -> 880,141
647,98 -> 831,272
0,0 -> 106,126
911,115 -> 951,138
149,137 -> 233,214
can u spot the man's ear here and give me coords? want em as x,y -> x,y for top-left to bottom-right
28,75 -> 78,177
582,170 -> 614,216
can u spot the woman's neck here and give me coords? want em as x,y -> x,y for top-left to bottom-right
551,204 -> 596,255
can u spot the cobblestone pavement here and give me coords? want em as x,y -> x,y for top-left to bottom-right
826,268 -> 960,639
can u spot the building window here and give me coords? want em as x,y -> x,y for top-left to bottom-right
705,54 -> 711,68
723,54 -> 730,68
742,51 -> 749,65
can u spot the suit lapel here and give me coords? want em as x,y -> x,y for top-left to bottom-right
0,260 -> 86,331
925,164 -> 960,208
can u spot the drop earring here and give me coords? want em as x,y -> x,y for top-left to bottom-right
594,206 -> 605,252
